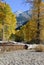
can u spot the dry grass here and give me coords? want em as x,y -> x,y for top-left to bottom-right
34,44 -> 44,52
0,45 -> 25,52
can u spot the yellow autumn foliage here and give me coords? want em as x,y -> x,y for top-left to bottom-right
0,2 -> 17,40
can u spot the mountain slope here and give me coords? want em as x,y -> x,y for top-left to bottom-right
15,10 -> 32,30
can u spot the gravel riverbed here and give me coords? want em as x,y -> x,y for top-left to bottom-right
0,50 -> 44,65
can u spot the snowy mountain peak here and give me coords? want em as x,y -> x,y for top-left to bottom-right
15,10 -> 23,17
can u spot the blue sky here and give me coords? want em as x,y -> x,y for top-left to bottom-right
4,0 -> 44,12
5,0 -> 29,12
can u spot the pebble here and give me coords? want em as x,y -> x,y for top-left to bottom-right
0,50 -> 44,65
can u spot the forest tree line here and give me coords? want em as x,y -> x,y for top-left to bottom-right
0,0 -> 44,44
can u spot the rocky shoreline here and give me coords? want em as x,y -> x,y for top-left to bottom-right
0,50 -> 44,65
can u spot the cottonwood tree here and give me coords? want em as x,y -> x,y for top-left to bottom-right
26,0 -> 44,44
0,2 -> 16,41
